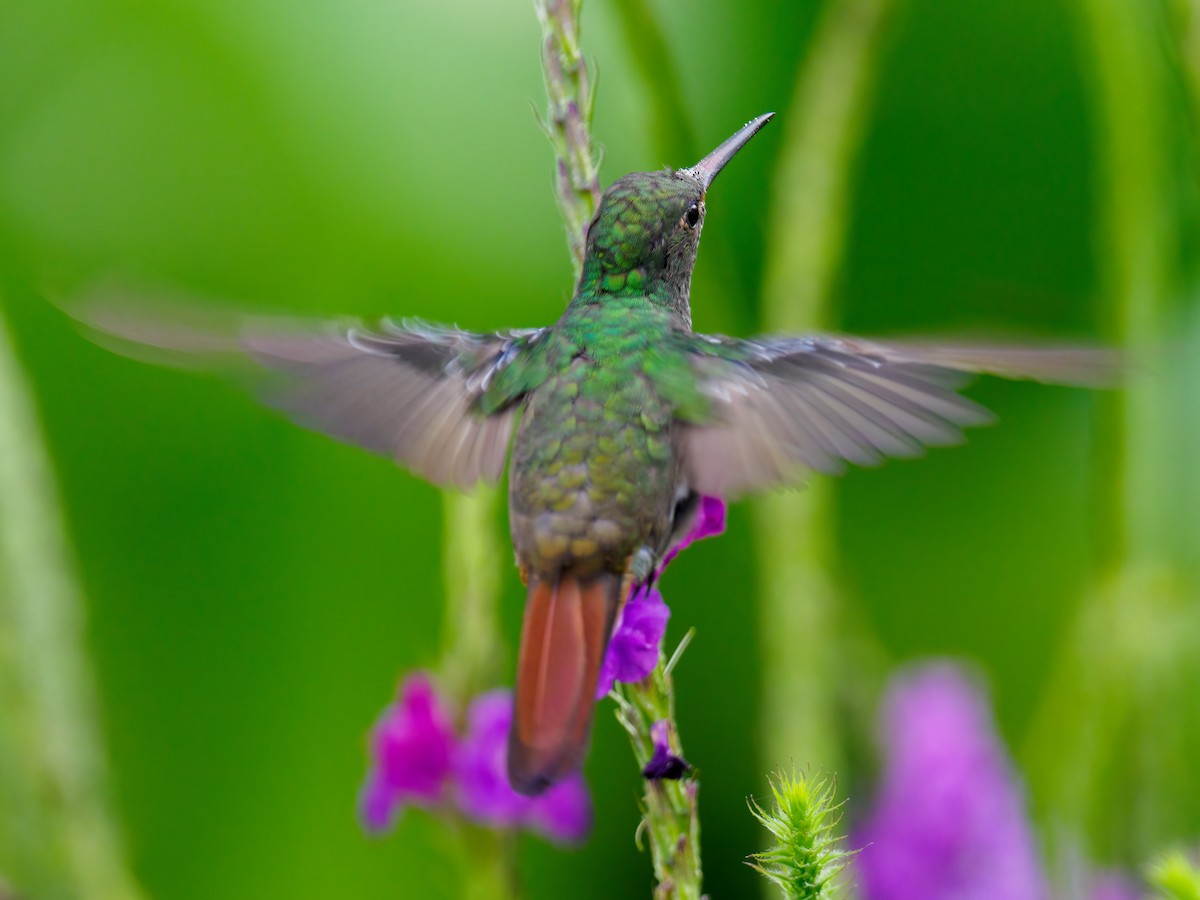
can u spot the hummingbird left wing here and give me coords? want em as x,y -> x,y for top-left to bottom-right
674,334 -> 1118,499
80,302 -> 544,489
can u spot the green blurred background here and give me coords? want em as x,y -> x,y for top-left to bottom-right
1,0 -> 1198,897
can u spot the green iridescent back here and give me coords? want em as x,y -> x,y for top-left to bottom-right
507,169 -> 709,578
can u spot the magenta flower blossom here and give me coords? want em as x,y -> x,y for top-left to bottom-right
854,663 -> 1049,900
596,587 -> 670,698
660,495 -> 727,570
596,496 -> 726,698
359,672 -> 456,833
454,689 -> 591,844
360,676 -> 590,843
451,688 -> 522,825
642,719 -> 690,780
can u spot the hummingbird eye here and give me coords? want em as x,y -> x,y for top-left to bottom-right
683,203 -> 701,229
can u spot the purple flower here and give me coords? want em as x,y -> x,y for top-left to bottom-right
454,690 -> 592,844
360,677 -> 590,843
359,672 -> 455,833
854,663 -> 1049,900
452,689 -> 526,826
642,719 -> 690,781
525,772 -> 593,845
659,495 -> 727,571
597,496 -> 726,698
596,587 -> 670,698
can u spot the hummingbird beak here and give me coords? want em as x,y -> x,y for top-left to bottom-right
682,112 -> 774,191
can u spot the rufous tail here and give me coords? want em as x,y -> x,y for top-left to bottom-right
507,570 -> 621,795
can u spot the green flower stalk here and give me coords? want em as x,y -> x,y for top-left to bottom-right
1024,0 -> 1197,862
535,0 -> 601,276
440,488 -> 504,706
379,18 -> 605,887
602,498 -> 725,899
534,4 -> 709,894
755,0 -> 903,785
747,770 -> 853,900
611,634 -> 704,900
437,488 -> 522,900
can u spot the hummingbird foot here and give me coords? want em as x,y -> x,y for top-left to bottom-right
629,547 -> 655,585
623,545 -> 662,602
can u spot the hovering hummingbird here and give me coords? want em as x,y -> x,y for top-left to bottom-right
85,113 -> 1114,795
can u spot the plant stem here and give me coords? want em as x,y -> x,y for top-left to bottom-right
428,5 -> 602,894
755,0 -> 900,791
440,488 -> 504,705
535,0 -> 601,278
613,633 -> 703,900
444,823 -> 521,900
438,487 -> 517,899
0,304 -> 144,899
535,3 -> 706,893
1024,0 -> 1192,861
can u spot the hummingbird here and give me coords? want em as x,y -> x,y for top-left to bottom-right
84,113 -> 1114,795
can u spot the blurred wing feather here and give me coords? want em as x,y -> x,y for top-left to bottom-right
240,321 -> 541,489
682,334 -> 1116,498
82,300 -> 540,489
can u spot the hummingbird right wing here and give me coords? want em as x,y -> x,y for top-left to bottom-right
80,302 -> 545,489
242,320 -> 546,489
674,333 -> 1118,499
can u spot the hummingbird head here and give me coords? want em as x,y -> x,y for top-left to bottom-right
576,113 -> 774,326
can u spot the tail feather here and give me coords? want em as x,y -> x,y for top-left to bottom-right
508,571 -> 621,795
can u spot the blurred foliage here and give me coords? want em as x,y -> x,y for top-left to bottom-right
0,310 -> 143,900
0,0 -> 1198,898
1151,850 -> 1200,900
